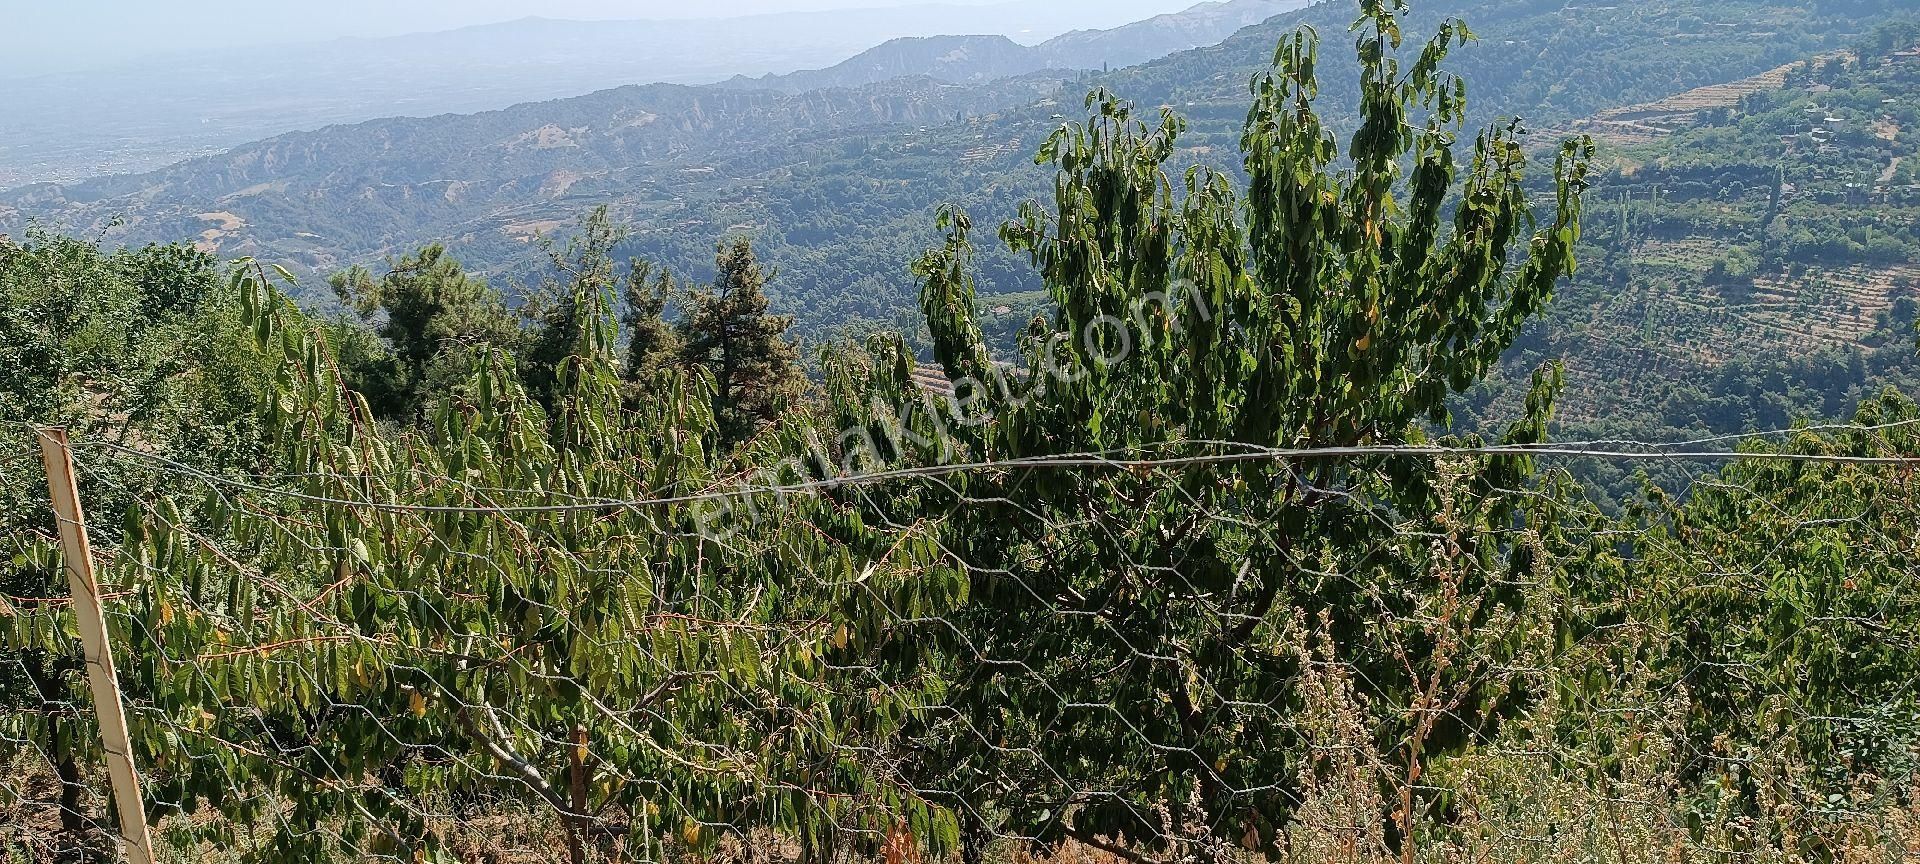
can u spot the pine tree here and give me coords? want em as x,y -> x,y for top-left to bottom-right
330,242 -> 517,417
676,238 -> 805,444
522,207 -> 624,405
620,259 -> 680,386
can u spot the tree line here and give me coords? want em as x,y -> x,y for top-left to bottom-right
328,218 -> 804,447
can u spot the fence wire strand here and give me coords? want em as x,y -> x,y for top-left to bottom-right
4,419 -> 1919,864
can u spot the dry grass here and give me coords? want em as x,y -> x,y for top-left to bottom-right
435,801 -> 575,864
0,752 -> 111,864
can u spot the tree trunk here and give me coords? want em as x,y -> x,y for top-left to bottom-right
54,741 -> 87,837
49,716 -> 106,863
959,809 -> 987,864
567,724 -> 591,864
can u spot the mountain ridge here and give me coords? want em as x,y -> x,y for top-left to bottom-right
718,0 -> 1307,92
0,0 -> 1209,186
3,0 -> 1900,337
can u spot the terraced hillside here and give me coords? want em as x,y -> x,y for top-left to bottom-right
1555,60 -> 1808,145
1463,34 -> 1920,496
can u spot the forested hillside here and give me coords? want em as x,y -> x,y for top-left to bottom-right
613,0 -> 1911,346
2,0 -> 1908,457
1461,33 -> 1920,496
0,75 -> 1060,281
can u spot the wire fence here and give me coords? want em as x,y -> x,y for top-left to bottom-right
4,416 -> 1920,864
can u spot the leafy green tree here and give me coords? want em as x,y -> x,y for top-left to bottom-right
676,239 -> 807,445
1620,390 -> 1920,839
883,0 -> 1592,856
32,265 -> 967,864
1,232 -> 273,854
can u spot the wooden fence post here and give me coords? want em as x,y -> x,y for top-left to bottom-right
37,426 -> 156,864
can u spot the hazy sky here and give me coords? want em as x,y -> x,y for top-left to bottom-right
5,0 -> 1196,76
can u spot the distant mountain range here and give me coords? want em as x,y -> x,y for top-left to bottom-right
2,0 -> 1897,337
0,0 -> 1210,187
0,0 -> 1308,256
726,35 -> 1056,90
719,0 -> 1306,91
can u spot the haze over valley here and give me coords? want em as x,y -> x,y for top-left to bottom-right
0,0 -> 1237,186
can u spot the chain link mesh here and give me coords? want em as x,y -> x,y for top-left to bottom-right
5,413 -> 1918,864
